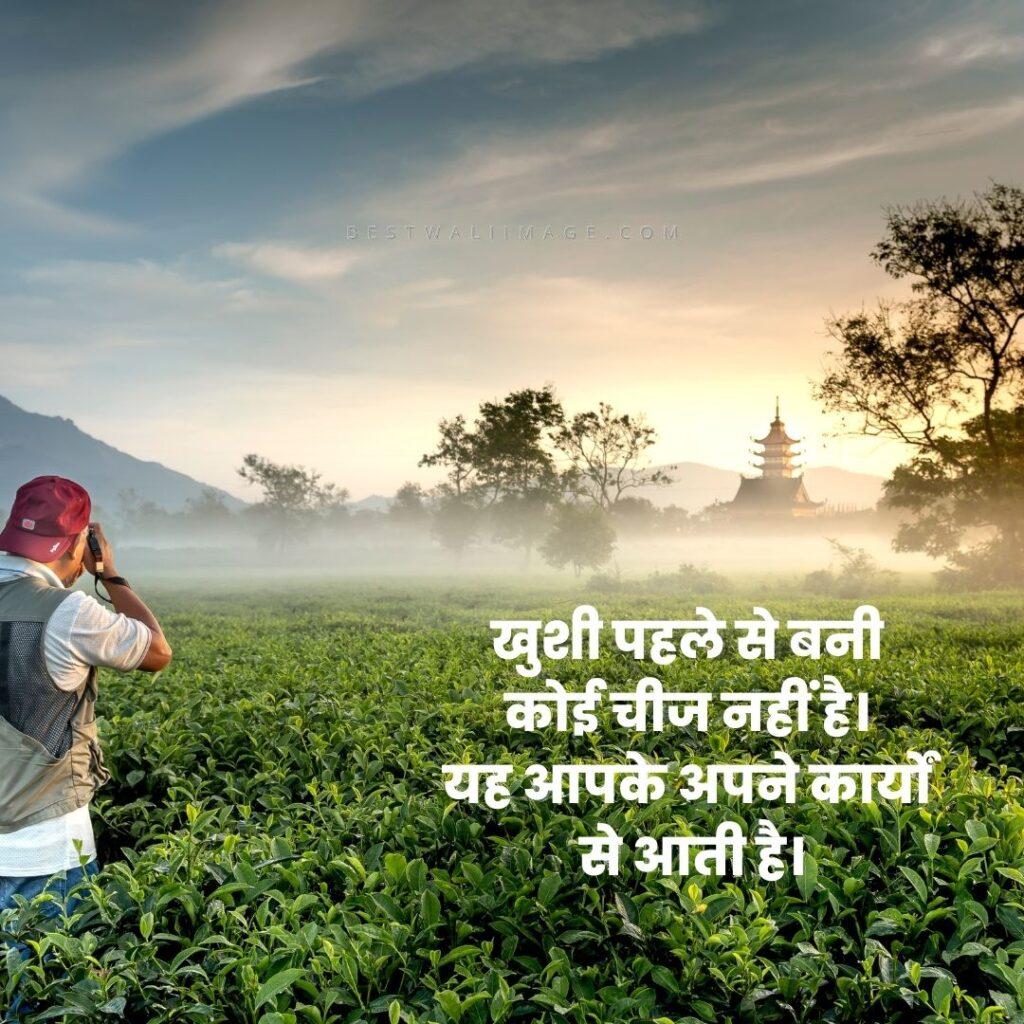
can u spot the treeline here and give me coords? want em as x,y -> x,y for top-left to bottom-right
111,384 -> 882,577
109,387 -> 701,575
132,388 -> 688,575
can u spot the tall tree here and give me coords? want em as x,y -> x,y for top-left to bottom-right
389,482 -> 429,525
473,386 -> 566,558
418,415 -> 478,497
430,492 -> 480,561
184,487 -> 234,523
554,402 -> 672,509
816,183 -> 1024,584
421,387 -> 567,560
540,503 -> 616,577
237,454 -> 348,544
472,386 -> 565,503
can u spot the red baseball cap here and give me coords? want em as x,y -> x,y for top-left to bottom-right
0,476 -> 92,563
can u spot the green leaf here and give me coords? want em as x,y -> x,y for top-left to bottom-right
339,952 -> 359,993
537,874 -> 561,906
865,917 -> 901,937
796,854 -> 818,900
384,852 -> 407,883
256,968 -> 305,1009
650,966 -> 679,993
139,912 -> 154,940
950,941 -> 990,959
842,876 -> 863,898
900,866 -> 929,902
965,820 -> 987,842
421,888 -> 441,927
931,975 -> 953,1016
691,1001 -> 716,1023
389,1000 -> 401,1024
439,944 -> 478,965
996,904 -> 1024,939
436,990 -> 462,1022
490,977 -> 512,1023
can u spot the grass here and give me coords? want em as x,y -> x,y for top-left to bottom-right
3,582 -> 1024,1023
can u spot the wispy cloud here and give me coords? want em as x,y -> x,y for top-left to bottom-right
0,0 -> 707,233
918,27 -> 1024,66
1,257 -> 279,371
361,68 -> 1024,220
213,242 -> 360,283
325,0 -> 710,95
21,258 -> 260,312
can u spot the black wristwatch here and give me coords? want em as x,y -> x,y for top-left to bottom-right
102,575 -> 131,589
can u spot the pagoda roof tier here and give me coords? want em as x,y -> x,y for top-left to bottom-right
753,420 -> 800,446
730,475 -> 822,512
752,459 -> 804,469
753,397 -> 801,446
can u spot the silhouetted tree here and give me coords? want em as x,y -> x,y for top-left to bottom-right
805,538 -> 897,597
389,482 -> 430,525
816,183 -> 1024,585
183,487 -> 234,523
609,495 -> 660,533
117,488 -> 173,534
418,416 -> 478,497
237,454 -> 348,545
474,387 -> 566,560
472,386 -> 565,500
431,492 -> 480,561
659,504 -> 693,535
422,386 -> 567,561
554,402 -> 672,509
540,504 -> 616,577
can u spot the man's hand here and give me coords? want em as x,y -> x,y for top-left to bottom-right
84,521 -> 117,578
81,522 -> 173,672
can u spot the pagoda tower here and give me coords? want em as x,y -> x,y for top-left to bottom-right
751,396 -> 802,478
729,399 -> 823,516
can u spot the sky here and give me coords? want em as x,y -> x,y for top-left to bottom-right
1,0 -> 1023,500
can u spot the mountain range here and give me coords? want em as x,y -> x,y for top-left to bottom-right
0,394 -> 242,515
0,394 -> 886,517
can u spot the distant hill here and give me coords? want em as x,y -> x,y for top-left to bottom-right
634,461 -> 886,512
803,466 -> 887,510
0,394 -> 244,515
350,494 -> 392,513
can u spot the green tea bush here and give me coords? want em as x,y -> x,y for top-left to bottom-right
2,587 -> 1023,1023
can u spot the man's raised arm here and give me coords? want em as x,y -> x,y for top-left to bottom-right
85,522 -> 173,672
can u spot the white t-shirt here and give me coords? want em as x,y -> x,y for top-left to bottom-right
0,554 -> 153,876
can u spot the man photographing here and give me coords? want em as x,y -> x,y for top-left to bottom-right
0,475 -> 172,915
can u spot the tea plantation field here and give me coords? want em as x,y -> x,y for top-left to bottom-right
3,584 -> 1024,1023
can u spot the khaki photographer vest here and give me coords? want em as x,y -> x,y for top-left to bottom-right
0,576 -> 110,833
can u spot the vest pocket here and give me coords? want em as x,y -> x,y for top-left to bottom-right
67,720 -> 110,805
88,736 -> 111,787
0,716 -> 70,829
